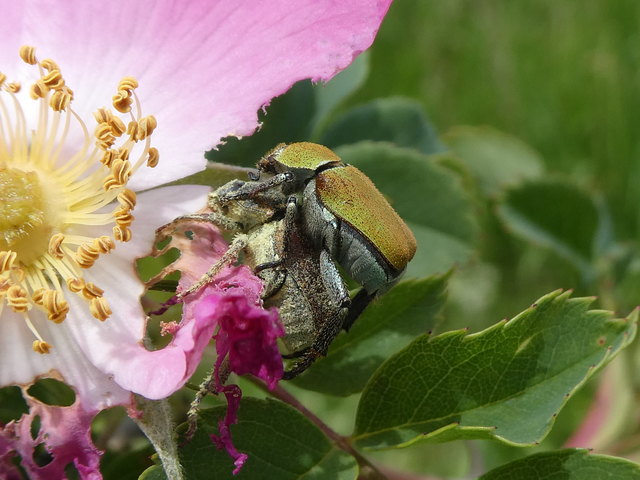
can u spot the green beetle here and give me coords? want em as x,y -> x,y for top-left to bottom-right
159,178 -> 350,378
219,142 -> 417,335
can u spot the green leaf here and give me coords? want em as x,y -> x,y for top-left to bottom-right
320,97 -> 445,154
479,449 -> 640,479
497,179 -> 600,279
171,398 -> 357,480
102,445 -> 155,480
0,386 -> 27,424
335,142 -> 478,276
292,275 -> 448,396
26,378 -> 75,407
310,52 -> 370,136
443,126 -> 544,196
139,461 -> 166,480
207,81 -> 317,168
353,290 -> 637,449
163,161 -> 255,189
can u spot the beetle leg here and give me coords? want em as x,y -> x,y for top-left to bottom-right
258,267 -> 288,300
217,171 -> 294,202
283,251 -> 350,379
177,233 -> 248,300
342,288 -> 377,331
319,249 -> 351,311
282,309 -> 343,378
186,357 -> 231,440
281,346 -> 311,359
283,349 -> 321,379
254,259 -> 283,272
156,212 -> 242,236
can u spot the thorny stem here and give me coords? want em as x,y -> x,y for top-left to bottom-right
249,377 -> 388,480
186,358 -> 231,440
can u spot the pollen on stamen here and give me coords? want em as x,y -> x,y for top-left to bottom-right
147,147 -> 159,168
6,82 -> 21,93
48,233 -> 65,259
49,88 -> 73,111
94,236 -> 116,254
1,46 -> 160,351
113,225 -> 132,243
42,70 -> 65,90
7,285 -> 30,312
135,116 -> 157,141
82,283 -> 104,299
0,251 -> 17,272
33,289 -> 70,324
18,45 -> 37,65
115,208 -> 134,228
66,277 -> 86,293
113,89 -> 133,114
118,190 -> 137,210
33,340 -> 52,354
90,297 -> 111,321
75,243 -> 101,269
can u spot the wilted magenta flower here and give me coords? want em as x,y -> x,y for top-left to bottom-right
156,219 -> 285,472
202,291 -> 285,389
0,0 -> 391,477
198,292 -> 285,474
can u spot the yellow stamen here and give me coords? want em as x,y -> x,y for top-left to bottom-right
42,70 -> 65,90
19,46 -> 37,65
113,225 -> 132,243
66,277 -> 85,293
33,340 -> 52,354
30,80 -> 48,99
117,189 -> 136,209
7,285 -> 30,312
48,233 -> 65,259
49,88 -> 73,111
0,251 -> 17,273
5,82 -> 20,93
147,147 -> 159,168
135,115 -> 157,141
75,242 -> 101,268
0,46 -> 160,351
90,297 -> 111,321
112,90 -> 132,114
82,282 -> 104,299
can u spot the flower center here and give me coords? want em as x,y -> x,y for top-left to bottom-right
0,46 -> 159,354
0,167 -> 56,264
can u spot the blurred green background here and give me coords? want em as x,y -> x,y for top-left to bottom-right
358,0 -> 640,239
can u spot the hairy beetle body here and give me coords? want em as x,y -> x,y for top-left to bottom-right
161,178 -> 349,377
165,142 -> 416,378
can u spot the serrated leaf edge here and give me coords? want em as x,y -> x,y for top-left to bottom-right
354,292 -> 638,449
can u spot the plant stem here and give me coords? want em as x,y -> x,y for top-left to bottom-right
133,396 -> 184,480
249,377 -> 388,480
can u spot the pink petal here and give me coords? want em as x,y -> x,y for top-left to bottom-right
0,308 -> 132,411
64,186 -> 212,400
1,393 -> 102,480
0,186 -> 210,408
9,0 -> 391,190
146,219 -> 266,395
